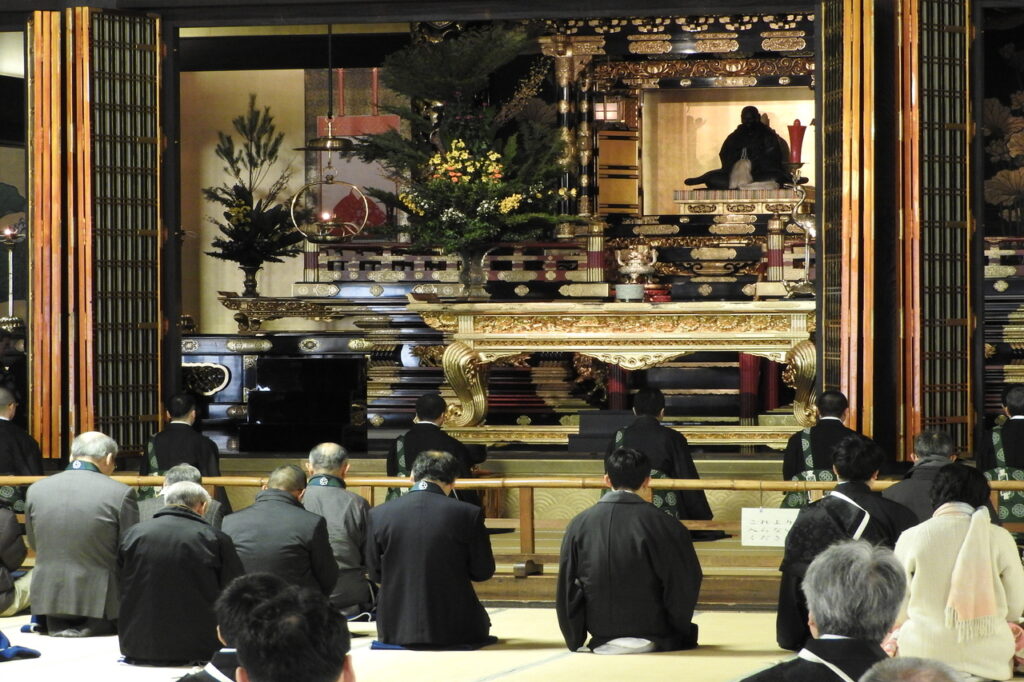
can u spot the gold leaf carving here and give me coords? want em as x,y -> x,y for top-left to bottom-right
299,338 -> 320,351
688,204 -> 718,213
762,37 -> 807,51
725,203 -> 756,213
411,345 -> 445,367
514,285 -> 530,297
348,338 -> 374,351
497,271 -> 538,283
714,214 -> 757,223
698,284 -> 713,297
696,39 -> 739,53
182,362 -> 231,396
985,343 -> 996,359
766,203 -> 797,212
558,283 -> 610,297
710,224 -> 756,235
420,314 -> 459,332
226,339 -> 272,353
995,280 -> 1010,292
691,247 -> 738,260
431,271 -> 461,283
716,76 -> 758,87
473,314 -> 796,335
181,339 -> 199,352
986,265 -> 1017,278
592,57 -> 813,83
367,270 -> 405,283
633,225 -> 680,235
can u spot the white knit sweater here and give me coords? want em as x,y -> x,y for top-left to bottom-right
894,505 -> 1024,681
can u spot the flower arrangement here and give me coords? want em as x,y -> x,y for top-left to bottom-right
203,95 -> 305,295
347,26 -> 577,256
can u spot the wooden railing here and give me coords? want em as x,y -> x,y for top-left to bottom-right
5,475 -> 1023,574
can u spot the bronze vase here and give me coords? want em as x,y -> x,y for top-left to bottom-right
239,264 -> 262,298
457,248 -> 490,301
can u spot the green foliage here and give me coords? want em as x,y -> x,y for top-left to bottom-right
347,26 -> 576,254
203,95 -> 304,268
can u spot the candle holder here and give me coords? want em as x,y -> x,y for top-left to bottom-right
782,162 -> 816,298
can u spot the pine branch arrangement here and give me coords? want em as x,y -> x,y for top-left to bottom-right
347,25 -> 576,255
203,95 -> 304,269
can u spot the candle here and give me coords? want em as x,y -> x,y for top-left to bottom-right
787,119 -> 807,164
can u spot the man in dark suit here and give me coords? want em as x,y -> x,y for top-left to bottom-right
177,573 -> 289,682
139,463 -> 225,528
605,387 -> 711,522
25,431 -> 139,637
234,586 -> 355,682
557,448 -> 702,654
141,393 -> 220,477
782,390 -> 859,481
978,385 -> 1024,471
386,392 -> 484,504
222,464 -> 337,596
0,387 -> 42,512
302,442 -> 372,616
368,450 -> 495,648
776,435 -> 917,651
743,541 -> 905,681
118,481 -> 244,666
882,430 -> 956,522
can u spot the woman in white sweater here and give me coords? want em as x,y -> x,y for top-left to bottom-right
893,463 -> 1024,680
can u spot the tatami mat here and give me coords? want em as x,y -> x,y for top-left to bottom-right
1,608 -> 790,682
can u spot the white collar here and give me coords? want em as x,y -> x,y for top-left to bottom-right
818,634 -> 852,640
1011,416 -> 1024,420
819,416 -> 843,422
170,419 -> 192,425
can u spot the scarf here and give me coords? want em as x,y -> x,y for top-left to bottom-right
935,502 -> 1002,642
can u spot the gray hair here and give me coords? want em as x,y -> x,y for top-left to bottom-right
803,540 -> 905,642
0,387 -> 15,410
162,481 -> 210,510
308,442 -> 347,473
70,431 -> 118,461
858,657 -> 959,682
163,463 -> 202,486
913,431 -> 953,459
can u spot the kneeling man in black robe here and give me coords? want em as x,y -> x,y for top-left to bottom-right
557,447 -> 703,654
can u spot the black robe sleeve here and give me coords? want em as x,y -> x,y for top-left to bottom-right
467,507 -> 495,582
669,432 -> 713,521
782,431 -> 803,481
555,520 -> 588,651
654,520 -> 702,645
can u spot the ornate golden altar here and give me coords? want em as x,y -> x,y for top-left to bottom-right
408,298 -> 817,436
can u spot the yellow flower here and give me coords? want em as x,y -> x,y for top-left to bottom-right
499,194 -> 523,214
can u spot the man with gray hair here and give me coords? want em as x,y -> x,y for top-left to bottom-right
302,442 -> 373,617
743,540 -> 906,681
139,463 -> 224,528
882,431 -> 956,522
223,464 -> 337,595
25,431 -> 139,637
118,481 -> 243,666
859,657 -> 959,682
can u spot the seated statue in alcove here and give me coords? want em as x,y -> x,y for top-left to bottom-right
684,106 -> 792,190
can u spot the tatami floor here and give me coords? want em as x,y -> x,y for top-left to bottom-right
1,608 -> 790,682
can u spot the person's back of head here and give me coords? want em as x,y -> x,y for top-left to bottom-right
215,573 -> 290,648
859,656 -> 959,682
70,431 -> 119,475
411,450 -> 459,485
162,481 -> 209,514
930,463 -> 990,510
605,447 -> 651,491
163,462 -> 202,487
632,387 -> 665,417
308,442 -> 348,475
415,393 -> 446,423
803,540 -> 905,643
0,386 -> 15,412
167,393 -> 198,421
267,464 -> 307,494
1004,385 -> 1024,417
831,435 -> 882,482
912,431 -> 953,461
235,586 -> 352,682
816,390 -> 848,419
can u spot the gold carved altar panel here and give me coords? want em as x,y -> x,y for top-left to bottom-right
410,299 -> 817,430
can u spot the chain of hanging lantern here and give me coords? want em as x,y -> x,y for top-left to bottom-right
290,23 -> 369,244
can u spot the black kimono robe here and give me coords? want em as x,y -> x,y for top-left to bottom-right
386,422 -> 485,505
367,481 -> 495,648
556,490 -> 703,652
606,415 -> 712,521
117,506 -> 244,665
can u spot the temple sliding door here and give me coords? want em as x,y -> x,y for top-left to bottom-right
29,8 -> 162,459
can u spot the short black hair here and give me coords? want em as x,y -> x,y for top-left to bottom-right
633,387 -> 665,416
913,430 -> 953,459
816,390 -> 848,418
410,450 -> 460,485
235,587 -> 350,682
931,463 -> 990,509
1004,385 -> 1024,416
832,435 -> 882,482
167,393 -> 197,420
415,393 -> 447,421
267,464 -> 306,492
214,573 -> 289,646
605,447 -> 651,491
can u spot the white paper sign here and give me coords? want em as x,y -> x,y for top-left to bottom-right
741,507 -> 800,547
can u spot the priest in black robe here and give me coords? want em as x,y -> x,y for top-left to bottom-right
557,447 -> 703,653
606,387 -> 712,522
684,105 -> 792,190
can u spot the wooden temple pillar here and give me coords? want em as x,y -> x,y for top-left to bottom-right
28,8 -> 164,460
